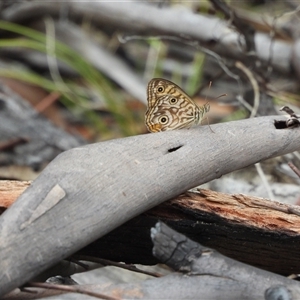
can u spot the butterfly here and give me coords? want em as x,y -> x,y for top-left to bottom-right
145,78 -> 210,132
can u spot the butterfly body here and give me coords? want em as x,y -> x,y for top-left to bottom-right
145,78 -> 209,132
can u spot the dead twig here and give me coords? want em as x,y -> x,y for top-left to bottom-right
72,255 -> 163,278
27,282 -> 121,300
288,162 -> 300,178
0,137 -> 29,151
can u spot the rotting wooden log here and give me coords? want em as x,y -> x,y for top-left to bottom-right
1,180 -> 300,276
79,189 -> 300,276
0,115 -> 300,296
0,180 -> 30,213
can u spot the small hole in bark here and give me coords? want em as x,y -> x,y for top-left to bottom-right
168,145 -> 183,153
0,99 -> 6,110
274,120 -> 287,129
274,119 -> 300,129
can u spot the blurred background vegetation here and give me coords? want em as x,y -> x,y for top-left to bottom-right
1,0 -> 300,191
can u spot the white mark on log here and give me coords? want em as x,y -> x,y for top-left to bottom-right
144,193 -> 149,201
20,184 -> 66,230
202,249 -> 213,256
135,159 -> 141,164
228,130 -> 236,136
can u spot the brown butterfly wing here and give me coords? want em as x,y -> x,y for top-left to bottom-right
145,78 -> 208,132
147,78 -> 192,107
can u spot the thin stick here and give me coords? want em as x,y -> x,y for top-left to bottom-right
35,92 -> 61,113
255,163 -> 274,200
235,61 -> 260,118
72,255 -> 163,278
288,162 -> 300,178
28,282 -> 121,300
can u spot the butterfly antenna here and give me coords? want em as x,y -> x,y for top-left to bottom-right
204,115 -> 214,133
201,81 -> 214,133
204,81 -> 212,104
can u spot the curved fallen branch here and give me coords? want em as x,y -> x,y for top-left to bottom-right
0,115 -> 300,296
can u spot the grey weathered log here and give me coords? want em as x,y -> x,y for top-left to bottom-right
0,115 -> 300,296
0,82 -> 85,168
4,275 -> 296,300
150,222 -> 300,300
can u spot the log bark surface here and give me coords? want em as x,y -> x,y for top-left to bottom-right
0,115 -> 300,296
80,189 -> 300,276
